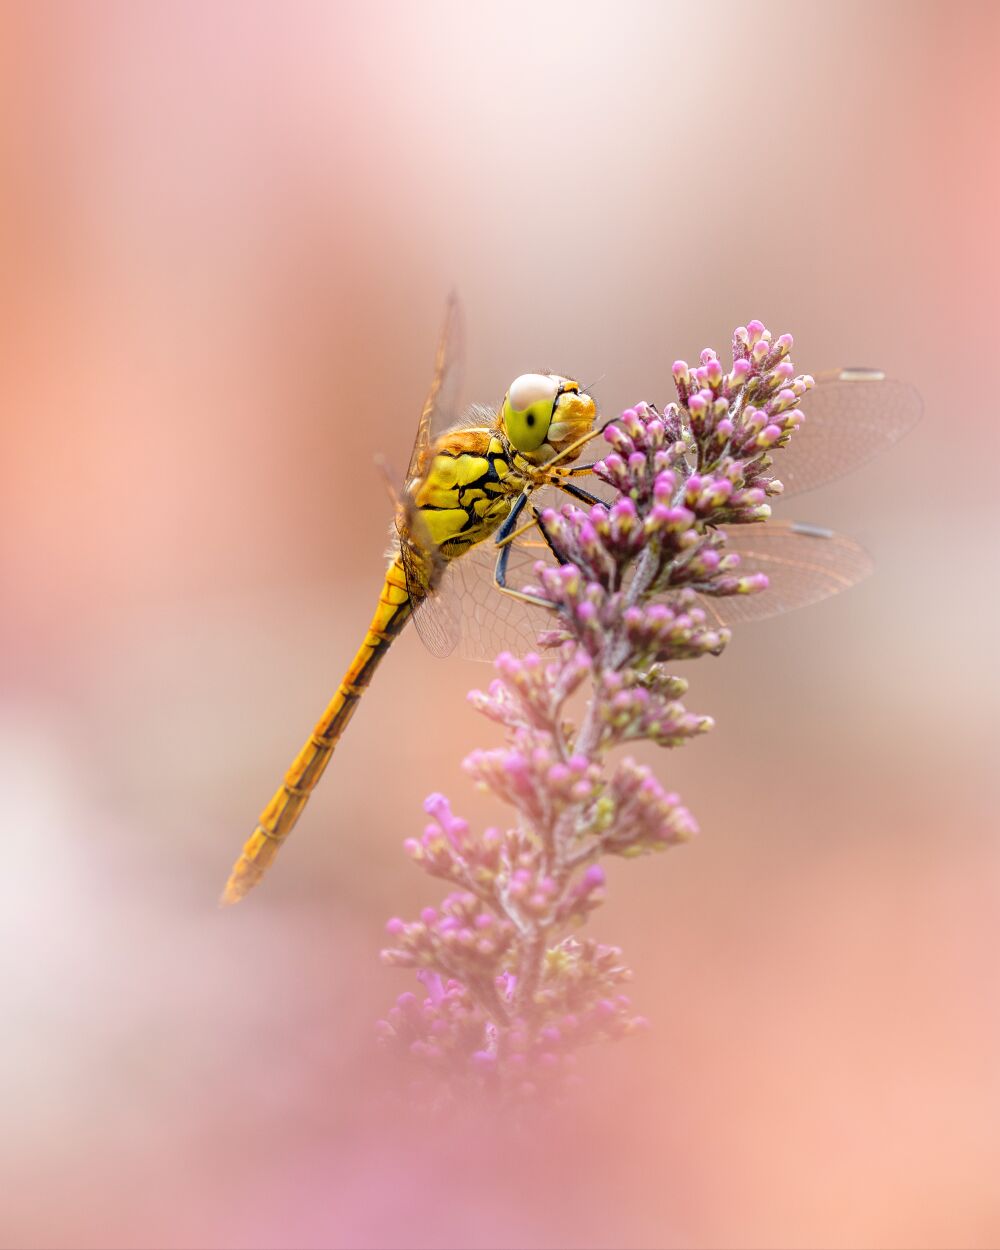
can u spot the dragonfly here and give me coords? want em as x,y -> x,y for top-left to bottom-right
220,302 -> 921,904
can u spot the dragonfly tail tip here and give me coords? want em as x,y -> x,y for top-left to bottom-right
218,881 -> 244,908
219,864 -> 256,907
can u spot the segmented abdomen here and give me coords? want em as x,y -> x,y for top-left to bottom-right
219,555 -> 412,904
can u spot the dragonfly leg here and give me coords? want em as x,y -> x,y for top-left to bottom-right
492,499 -> 571,610
549,460 -> 598,479
493,542 -> 555,610
552,480 -> 601,507
527,503 -> 562,561
492,494 -> 559,609
494,490 -> 571,558
494,490 -> 529,543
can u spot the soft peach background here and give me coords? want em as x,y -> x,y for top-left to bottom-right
2,2 -> 998,1247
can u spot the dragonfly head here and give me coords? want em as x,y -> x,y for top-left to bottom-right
501,373 -> 597,461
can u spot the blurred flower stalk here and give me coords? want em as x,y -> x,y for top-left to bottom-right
379,321 -> 813,1096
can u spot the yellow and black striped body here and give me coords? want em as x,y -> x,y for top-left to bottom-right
410,428 -> 525,556
220,431 -> 525,905
220,346 -> 603,907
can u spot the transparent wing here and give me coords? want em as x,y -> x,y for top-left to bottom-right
397,499 -> 458,658
448,481 -> 606,660
408,489 -> 873,653
394,294 -> 466,657
442,535 -> 555,661
405,292 -> 465,484
425,515 -> 875,651
695,521 -> 874,626
410,484 -> 574,662
409,565 -> 462,658
769,370 -> 922,499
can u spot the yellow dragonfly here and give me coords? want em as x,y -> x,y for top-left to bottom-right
220,302 -> 921,904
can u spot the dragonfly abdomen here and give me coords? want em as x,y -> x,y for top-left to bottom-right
220,556 -> 413,904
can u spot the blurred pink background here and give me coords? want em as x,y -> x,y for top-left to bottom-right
2,2 -> 998,1247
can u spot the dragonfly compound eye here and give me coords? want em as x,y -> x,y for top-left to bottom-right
502,373 -> 559,452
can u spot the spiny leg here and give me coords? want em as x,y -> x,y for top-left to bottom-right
494,491 -> 564,560
493,547 -> 554,611
552,480 -> 601,508
548,460 -> 599,481
493,499 -> 564,610
493,480 -> 597,579
491,482 -> 608,607
494,489 -> 529,545
494,479 -> 600,534
494,492 -> 547,607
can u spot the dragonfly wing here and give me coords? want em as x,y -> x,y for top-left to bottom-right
770,370 -> 922,499
436,514 -> 874,651
396,505 -> 459,658
451,537 -> 555,661
695,521 -> 874,626
406,521 -> 559,663
439,481 -> 620,661
405,293 -> 466,484
410,583 -> 462,658
392,294 -> 467,658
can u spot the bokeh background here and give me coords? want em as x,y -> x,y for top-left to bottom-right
2,2 -> 998,1247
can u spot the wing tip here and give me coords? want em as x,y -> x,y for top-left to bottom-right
837,366 -> 886,383
788,521 -> 835,539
